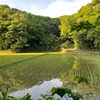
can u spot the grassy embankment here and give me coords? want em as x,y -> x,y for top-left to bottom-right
0,48 -> 100,55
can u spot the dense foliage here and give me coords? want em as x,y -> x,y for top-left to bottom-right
59,0 -> 100,50
0,0 -> 100,52
0,5 -> 61,52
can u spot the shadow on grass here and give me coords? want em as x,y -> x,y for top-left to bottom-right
0,54 -> 47,69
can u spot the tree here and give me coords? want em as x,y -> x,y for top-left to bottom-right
0,5 -> 61,52
92,0 -> 100,5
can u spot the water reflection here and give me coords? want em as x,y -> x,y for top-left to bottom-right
0,54 -> 100,99
10,79 -> 63,99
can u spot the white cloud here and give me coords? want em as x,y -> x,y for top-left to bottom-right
0,0 -> 40,14
0,0 -> 92,18
32,0 -> 92,18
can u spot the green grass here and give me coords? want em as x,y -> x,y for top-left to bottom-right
0,53 -> 100,97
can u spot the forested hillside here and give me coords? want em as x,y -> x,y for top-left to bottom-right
0,0 -> 100,52
0,5 -> 61,52
59,0 -> 100,50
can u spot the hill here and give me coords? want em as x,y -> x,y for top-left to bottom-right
59,0 -> 100,50
0,5 -> 61,52
0,0 -> 100,52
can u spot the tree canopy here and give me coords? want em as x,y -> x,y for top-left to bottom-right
0,0 -> 100,52
59,0 -> 100,50
0,5 -> 61,52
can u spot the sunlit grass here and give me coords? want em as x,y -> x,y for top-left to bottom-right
0,50 -> 46,55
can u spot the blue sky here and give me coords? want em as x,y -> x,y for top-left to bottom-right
0,0 -> 92,18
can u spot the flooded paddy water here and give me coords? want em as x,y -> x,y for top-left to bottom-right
0,54 -> 100,99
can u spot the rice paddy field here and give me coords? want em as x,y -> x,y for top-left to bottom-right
0,53 -> 100,99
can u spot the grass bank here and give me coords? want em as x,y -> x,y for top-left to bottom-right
0,49 -> 100,56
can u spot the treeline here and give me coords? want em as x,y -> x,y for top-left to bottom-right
0,0 -> 100,52
0,5 -> 62,52
59,0 -> 100,50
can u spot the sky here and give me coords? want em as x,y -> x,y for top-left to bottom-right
0,0 -> 92,18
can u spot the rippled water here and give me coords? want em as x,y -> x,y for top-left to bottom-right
10,79 -> 64,99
